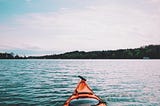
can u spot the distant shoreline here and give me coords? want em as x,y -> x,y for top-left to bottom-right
0,45 -> 160,59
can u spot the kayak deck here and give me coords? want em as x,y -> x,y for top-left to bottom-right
64,76 -> 107,106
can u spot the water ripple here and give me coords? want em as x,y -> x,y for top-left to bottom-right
0,59 -> 160,106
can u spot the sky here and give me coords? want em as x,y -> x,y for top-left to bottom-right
0,0 -> 160,56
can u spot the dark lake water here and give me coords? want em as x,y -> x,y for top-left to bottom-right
0,59 -> 160,106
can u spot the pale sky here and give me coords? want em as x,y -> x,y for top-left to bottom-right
0,0 -> 160,55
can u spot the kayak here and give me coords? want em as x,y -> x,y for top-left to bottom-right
64,76 -> 107,106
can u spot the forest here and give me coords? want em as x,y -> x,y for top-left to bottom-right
0,45 -> 160,59
28,45 -> 160,59
0,52 -> 26,59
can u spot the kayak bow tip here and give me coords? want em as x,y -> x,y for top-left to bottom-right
78,76 -> 86,81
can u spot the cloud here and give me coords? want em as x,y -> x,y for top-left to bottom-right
148,0 -> 160,3
1,1 -> 160,52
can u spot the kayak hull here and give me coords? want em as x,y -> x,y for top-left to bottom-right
64,77 -> 107,106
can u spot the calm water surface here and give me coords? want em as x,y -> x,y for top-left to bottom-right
0,59 -> 160,106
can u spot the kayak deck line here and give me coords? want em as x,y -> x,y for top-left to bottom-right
64,76 -> 107,106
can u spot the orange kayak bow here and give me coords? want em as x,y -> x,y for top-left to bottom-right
64,76 -> 107,106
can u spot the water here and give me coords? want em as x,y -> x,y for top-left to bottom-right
0,59 -> 160,106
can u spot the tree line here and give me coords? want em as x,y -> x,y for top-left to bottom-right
0,53 -> 26,59
0,45 -> 160,59
28,45 -> 160,59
